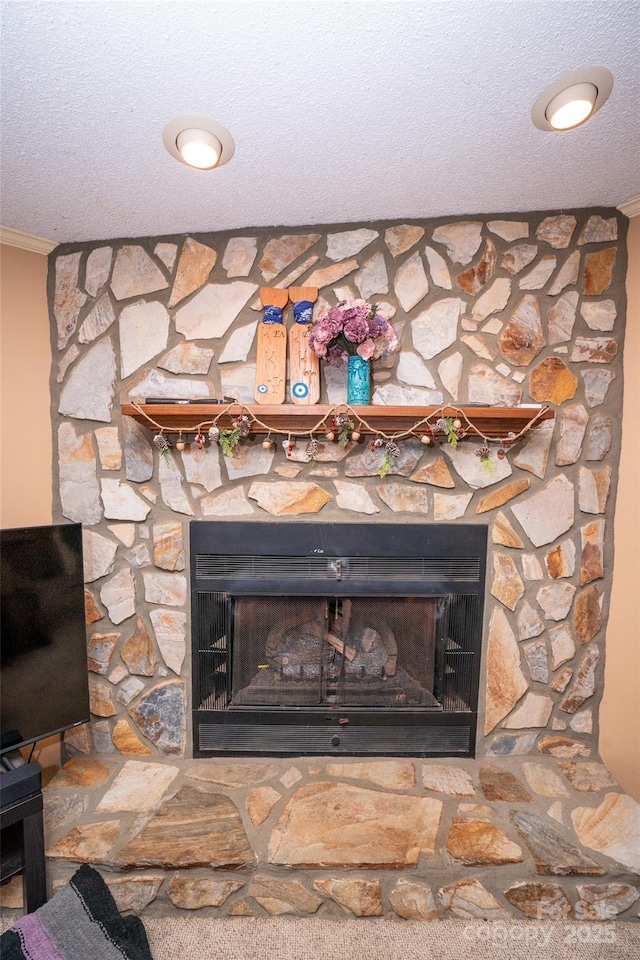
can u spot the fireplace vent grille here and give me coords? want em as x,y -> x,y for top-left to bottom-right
195,555 -> 482,583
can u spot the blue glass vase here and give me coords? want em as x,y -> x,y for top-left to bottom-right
347,355 -> 370,405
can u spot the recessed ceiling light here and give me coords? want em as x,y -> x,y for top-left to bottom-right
531,67 -> 613,131
163,115 -> 235,169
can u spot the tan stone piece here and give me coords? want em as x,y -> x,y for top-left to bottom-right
492,511 -> 525,547
445,818 -> 523,864
260,234 -> 321,282
112,719 -> 153,756
107,875 -> 164,914
583,247 -> 617,295
575,882 -> 639,920
497,294 -> 545,366
168,237 -> 217,307
557,761 -> 617,793
269,782 -> 442,868
523,762 -> 569,798
476,478 -> 530,514
116,785 -> 254,869
313,878 -> 383,916
421,764 -> 475,797
47,821 -> 121,863
248,481 -> 331,515
529,357 -> 577,403
439,878 -> 509,919
389,879 -> 438,920
384,224 -> 425,257
456,239 -> 497,294
537,736 -> 591,758
305,259 -> 359,288
536,215 -> 576,249
48,756 -> 114,788
580,519 -> 605,584
574,584 -> 603,644
188,761 -> 279,788
168,877 -> 245,910
480,765 -> 532,802
326,760 -> 415,790
246,786 -> 282,827
505,881 -> 573,919
572,793 -> 640,873
483,608 -> 528,734
248,876 -> 322,915
491,552 -> 525,610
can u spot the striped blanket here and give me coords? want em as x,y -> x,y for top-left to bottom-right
0,864 -> 153,960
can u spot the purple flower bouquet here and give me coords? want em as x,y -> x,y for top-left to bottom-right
308,299 -> 398,367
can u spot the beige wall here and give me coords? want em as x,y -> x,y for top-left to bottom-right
600,216 -> 640,800
0,242 -> 59,779
0,243 -> 52,527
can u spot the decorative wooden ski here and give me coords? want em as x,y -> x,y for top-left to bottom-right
288,286 -> 319,405
255,287 -> 288,404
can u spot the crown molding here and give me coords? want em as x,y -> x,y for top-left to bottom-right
0,225 -> 58,254
618,196 -> 640,219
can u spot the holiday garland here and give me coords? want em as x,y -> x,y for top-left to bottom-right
133,402 -> 551,478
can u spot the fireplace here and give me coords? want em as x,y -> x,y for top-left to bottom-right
190,521 -> 487,757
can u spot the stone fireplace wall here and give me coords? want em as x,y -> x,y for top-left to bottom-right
49,209 -> 628,762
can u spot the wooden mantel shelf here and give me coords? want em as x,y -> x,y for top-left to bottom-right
121,403 -> 554,440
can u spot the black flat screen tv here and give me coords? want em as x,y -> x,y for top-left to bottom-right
1,522 -> 91,757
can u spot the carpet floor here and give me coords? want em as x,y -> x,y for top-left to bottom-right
142,917 -> 640,960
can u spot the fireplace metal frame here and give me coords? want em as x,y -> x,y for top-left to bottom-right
190,521 -> 487,758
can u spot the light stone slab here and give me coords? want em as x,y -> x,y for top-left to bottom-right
58,423 -> 102,525
431,221 -> 482,264
548,291 -> 579,344
537,581 -> 576,621
372,382 -> 443,405
224,444 -> 275,480
393,252 -> 429,312
376,483 -> 429,513
354,251 -> 389,299
549,623 -> 576,669
412,298 -> 465,361
503,693 -> 553,728
305,259 -> 359,288
58,338 -> 117,422
421,765 -> 475,797
578,465 -> 611,514
545,538 -> 576,579
218,321 -> 258,363
143,571 -> 187,607
333,481 -> 379,514
471,277 -> 511,321
158,343 -> 214,375
125,368 -> 215,401
326,761 -> 415,790
326,228 -> 378,261
384,224 -> 425,257
150,609 -> 186,675
512,419 -> 554,479
536,215 -> 576,249
101,479 -> 151,521
580,299 -> 617,331
467,363 -> 522,405
85,246 -> 113,296
438,351 -> 462,399
548,250 -> 580,295
222,236 -> 258,277
423,245 -> 452,289
439,878 -> 509,919
54,252 -> 87,349
521,553 -> 544,580
523,763 -> 569,798
123,417 -> 154,482
433,492 -> 472,520
248,481 -> 331,515
484,607 -> 528,734
260,234 -> 321,282
107,524 -> 136,547
96,761 -> 179,813
154,242 -> 177,271
57,344 -> 80,382
491,553 -> 524,610
175,281 -> 257,340
517,599 -> 544,640
95,426 -> 122,471
578,216 -> 617,245
581,368 -> 616,407
219,363 -> 257,403
396,351 -> 438,389
389,880 -> 438,920
100,567 -> 136,624
519,254 -> 556,290
510,474 -> 574,547
442,441 -> 512,489
501,244 -> 537,275
78,293 -> 116,343
487,220 -> 529,241
82,529 -> 117,582
181,445 -> 223,492
159,454 -> 194,516
111,245 -> 168,301
201,488 -> 255,516
556,403 -> 589,466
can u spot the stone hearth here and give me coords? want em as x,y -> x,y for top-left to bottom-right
2,756 -> 637,921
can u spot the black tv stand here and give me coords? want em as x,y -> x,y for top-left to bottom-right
0,761 -> 47,912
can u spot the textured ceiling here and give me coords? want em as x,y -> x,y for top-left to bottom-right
1,1 -> 639,245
